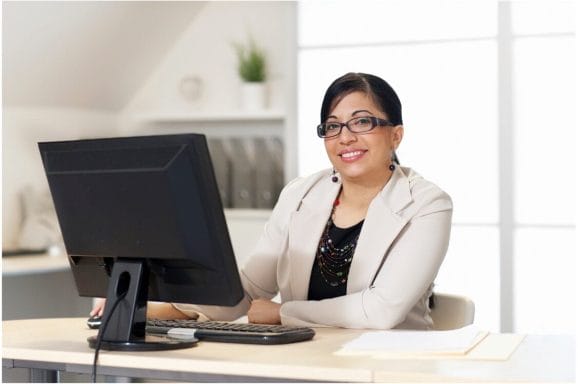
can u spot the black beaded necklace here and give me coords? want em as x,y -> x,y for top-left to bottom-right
315,196 -> 363,288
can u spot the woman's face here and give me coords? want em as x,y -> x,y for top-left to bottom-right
324,91 -> 403,184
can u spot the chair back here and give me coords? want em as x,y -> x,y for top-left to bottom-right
430,293 -> 475,330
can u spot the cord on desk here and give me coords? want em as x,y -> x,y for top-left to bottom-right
91,291 -> 127,383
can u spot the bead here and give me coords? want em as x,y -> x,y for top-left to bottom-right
314,201 -> 363,288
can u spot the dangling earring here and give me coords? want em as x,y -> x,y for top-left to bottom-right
389,151 -> 399,172
331,169 -> 338,183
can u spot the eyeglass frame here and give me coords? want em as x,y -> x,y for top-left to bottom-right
316,116 -> 395,138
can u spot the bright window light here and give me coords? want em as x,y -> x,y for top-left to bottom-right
297,0 -> 575,334
511,1 -> 576,35
513,37 -> 576,225
514,228 -> 576,334
435,226 -> 500,331
299,0 -> 497,47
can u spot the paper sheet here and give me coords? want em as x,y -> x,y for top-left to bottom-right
336,325 -> 488,356
335,326 -> 526,360
367,333 -> 526,360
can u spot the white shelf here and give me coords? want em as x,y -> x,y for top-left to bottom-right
137,110 -> 285,123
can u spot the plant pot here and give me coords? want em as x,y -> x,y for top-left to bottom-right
240,82 -> 267,110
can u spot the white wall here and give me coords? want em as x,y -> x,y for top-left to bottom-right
2,107 -> 118,248
2,2 -> 297,249
2,1 -> 204,110
120,1 -> 295,133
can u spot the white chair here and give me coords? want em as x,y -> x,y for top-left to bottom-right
430,293 -> 475,330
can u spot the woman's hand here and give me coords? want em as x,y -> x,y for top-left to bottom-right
147,302 -> 191,320
247,298 -> 281,324
90,298 -> 106,317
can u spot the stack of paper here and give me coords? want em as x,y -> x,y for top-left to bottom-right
336,325 -> 489,357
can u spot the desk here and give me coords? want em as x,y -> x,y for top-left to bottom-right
2,254 -> 91,321
2,252 -> 69,276
2,318 -> 574,382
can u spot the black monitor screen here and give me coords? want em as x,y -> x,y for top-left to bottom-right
39,133 -> 244,350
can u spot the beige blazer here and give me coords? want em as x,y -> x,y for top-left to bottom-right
174,166 -> 453,330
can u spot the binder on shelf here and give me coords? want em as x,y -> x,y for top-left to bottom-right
207,138 -> 231,208
268,137 -> 284,204
229,138 -> 255,209
254,138 -> 277,209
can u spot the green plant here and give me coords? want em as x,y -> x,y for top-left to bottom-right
233,40 -> 266,82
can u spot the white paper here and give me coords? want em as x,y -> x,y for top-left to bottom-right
339,325 -> 488,355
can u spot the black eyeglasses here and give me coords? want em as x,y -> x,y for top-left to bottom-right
317,116 -> 394,138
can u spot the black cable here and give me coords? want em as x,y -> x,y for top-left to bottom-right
91,291 -> 128,383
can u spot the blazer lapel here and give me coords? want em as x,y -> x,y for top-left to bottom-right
347,167 -> 413,293
287,178 -> 341,300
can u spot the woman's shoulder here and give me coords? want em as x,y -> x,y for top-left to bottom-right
282,169 -> 329,191
398,166 -> 453,213
276,169 -> 329,202
269,169 -> 330,212
401,166 -> 446,193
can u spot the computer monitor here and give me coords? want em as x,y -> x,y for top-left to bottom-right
39,133 -> 244,351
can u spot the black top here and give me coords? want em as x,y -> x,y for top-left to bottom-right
307,219 -> 364,300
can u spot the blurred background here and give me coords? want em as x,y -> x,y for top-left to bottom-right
2,1 -> 575,336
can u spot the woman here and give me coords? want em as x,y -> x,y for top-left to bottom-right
93,72 -> 452,330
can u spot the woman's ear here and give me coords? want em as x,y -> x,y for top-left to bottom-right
392,125 -> 404,148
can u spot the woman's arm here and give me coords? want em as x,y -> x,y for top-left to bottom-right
148,302 -> 191,319
280,207 -> 452,329
90,300 -> 196,320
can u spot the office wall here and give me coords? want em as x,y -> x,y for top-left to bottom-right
120,1 -> 294,131
2,2 -> 296,249
2,107 -> 118,249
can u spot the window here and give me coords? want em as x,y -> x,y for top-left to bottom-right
297,0 -> 575,333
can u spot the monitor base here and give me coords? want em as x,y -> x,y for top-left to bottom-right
87,335 -> 197,351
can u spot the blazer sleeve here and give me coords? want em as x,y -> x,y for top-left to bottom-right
240,172 -> 327,299
279,190 -> 452,329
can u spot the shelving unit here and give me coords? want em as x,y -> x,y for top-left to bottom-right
136,110 -> 285,123
132,109 -> 286,140
128,109 -> 290,210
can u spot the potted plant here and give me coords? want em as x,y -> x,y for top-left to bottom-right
233,39 -> 267,110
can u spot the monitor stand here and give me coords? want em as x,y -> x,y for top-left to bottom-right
87,258 -> 197,351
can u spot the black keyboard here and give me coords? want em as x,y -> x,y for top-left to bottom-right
147,319 -> 315,345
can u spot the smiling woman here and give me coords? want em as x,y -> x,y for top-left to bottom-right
317,74 -> 406,227
157,72 -> 454,331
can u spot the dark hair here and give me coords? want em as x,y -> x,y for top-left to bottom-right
320,73 -> 403,126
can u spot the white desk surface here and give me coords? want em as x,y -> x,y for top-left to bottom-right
2,317 -> 575,383
2,253 -> 69,276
